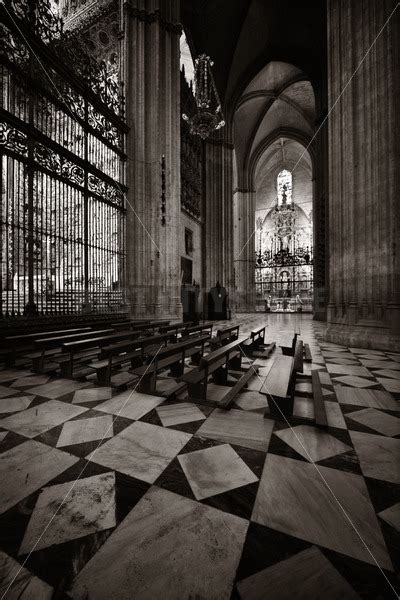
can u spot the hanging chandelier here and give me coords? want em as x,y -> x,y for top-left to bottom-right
182,54 -> 225,139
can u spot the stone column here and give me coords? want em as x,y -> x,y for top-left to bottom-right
233,189 -> 256,312
202,135 -> 235,315
124,0 -> 182,319
326,0 -> 400,350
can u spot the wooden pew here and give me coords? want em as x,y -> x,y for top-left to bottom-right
304,343 -> 312,362
210,324 -> 240,349
88,333 -> 171,386
260,339 -> 304,418
146,333 -> 210,372
158,322 -> 195,342
130,335 -> 208,397
182,322 -> 214,339
280,331 -> 299,356
111,320 -> 151,332
180,336 -> 257,408
31,329 -> 113,373
241,325 -> 276,357
3,327 -> 92,367
56,330 -> 148,378
311,370 -> 328,428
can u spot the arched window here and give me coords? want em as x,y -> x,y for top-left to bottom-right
277,169 -> 292,205
180,32 -> 195,88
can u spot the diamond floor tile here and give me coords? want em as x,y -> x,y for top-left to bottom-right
178,443 -> 258,500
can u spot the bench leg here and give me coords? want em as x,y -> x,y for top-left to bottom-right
190,350 -> 202,365
188,381 -> 207,401
96,366 -> 111,386
170,360 -> 184,377
137,371 -> 157,394
229,355 -> 242,370
266,395 -> 294,419
31,354 -> 45,373
212,365 -> 228,385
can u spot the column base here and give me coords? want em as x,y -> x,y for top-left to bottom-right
325,323 -> 400,352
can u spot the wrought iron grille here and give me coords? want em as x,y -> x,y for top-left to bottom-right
0,0 -> 128,317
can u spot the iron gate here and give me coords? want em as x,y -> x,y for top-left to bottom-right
0,0 -> 128,317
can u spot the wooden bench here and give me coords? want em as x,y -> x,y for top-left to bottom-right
111,320 -> 151,332
210,324 -> 240,349
3,327 -> 92,366
260,339 -> 304,418
89,333 -> 171,386
241,325 -> 276,357
31,329 -> 114,373
180,336 -> 257,407
304,343 -> 312,362
129,335 -> 207,397
311,370 -> 328,428
56,331 -> 143,378
146,333 -> 210,373
280,331 -> 299,356
181,322 -> 214,339
158,322 -> 195,342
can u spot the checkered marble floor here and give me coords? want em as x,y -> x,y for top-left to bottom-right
0,314 -> 399,599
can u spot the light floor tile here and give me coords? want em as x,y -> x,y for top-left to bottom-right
373,369 -> 400,380
326,364 -> 372,377
252,454 -> 392,570
196,408 -> 274,452
350,431 -> 400,484
0,395 -> 33,414
96,390 -> 165,420
72,387 -> 112,404
206,384 -> 238,404
0,400 -> 87,438
19,472 -> 116,555
0,370 -> 31,383
0,386 -> 18,399
387,354 -> 400,363
378,503 -> 400,532
10,375 -> 49,388
376,378 -> 400,393
0,549 -> 53,599
333,376 -> 377,389
347,408 -> 400,437
57,415 -> 113,447
275,425 -> 352,462
178,443 -> 258,500
358,360 -> 394,370
293,396 -> 314,419
0,440 -> 78,514
237,546 -> 360,600
72,486 -> 248,600
334,387 -> 399,410
0,431 -> 8,443
295,382 -> 313,394
156,402 -> 205,426
87,421 -> 191,484
324,401 -> 346,429
318,372 -> 333,386
234,391 -> 269,412
28,379 -> 91,399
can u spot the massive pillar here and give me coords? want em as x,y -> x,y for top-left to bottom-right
124,0 -> 182,319
202,135 -> 235,314
326,0 -> 400,350
233,189 -> 256,312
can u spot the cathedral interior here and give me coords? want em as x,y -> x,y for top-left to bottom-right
0,0 -> 399,598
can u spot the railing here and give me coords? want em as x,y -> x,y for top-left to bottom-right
0,0 -> 128,317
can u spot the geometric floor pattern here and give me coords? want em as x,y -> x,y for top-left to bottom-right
0,313 -> 399,599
